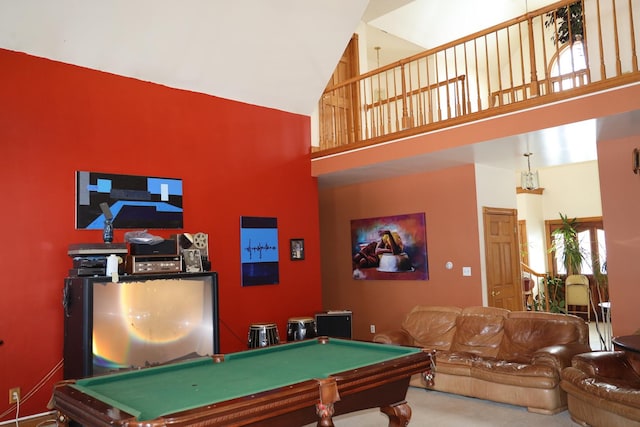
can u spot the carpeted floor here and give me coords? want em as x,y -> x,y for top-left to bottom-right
304,387 -> 577,426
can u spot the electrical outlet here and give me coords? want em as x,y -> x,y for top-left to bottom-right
370,324 -> 376,334
9,387 -> 20,404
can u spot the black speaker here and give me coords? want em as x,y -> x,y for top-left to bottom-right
315,311 -> 352,339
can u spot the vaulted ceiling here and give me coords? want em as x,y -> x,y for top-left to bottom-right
2,0 -> 637,187
0,0 -> 556,116
0,0 -> 369,116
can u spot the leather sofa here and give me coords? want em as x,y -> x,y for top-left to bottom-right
373,305 -> 591,414
561,351 -> 640,426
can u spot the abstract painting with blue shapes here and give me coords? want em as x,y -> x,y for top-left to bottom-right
76,171 -> 183,230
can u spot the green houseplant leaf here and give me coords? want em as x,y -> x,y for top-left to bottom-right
545,1 -> 584,45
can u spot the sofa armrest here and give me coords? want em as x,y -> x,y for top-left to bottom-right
531,343 -> 593,370
571,351 -> 634,379
373,329 -> 413,346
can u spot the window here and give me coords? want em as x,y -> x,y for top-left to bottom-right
549,38 -> 588,91
546,217 -> 605,277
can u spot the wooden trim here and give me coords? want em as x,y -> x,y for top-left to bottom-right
516,186 -> 544,194
518,219 -> 529,265
482,206 -> 517,216
546,216 -> 603,227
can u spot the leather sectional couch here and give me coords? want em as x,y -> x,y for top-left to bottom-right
561,351 -> 640,426
373,305 -> 591,414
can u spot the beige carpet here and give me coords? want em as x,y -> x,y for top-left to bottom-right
305,387 -> 576,426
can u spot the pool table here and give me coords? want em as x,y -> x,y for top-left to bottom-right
52,337 -> 434,427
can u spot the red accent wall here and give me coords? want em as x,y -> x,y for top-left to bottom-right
0,49 -> 321,420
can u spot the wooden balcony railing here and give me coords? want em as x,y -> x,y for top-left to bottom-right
315,0 -> 640,155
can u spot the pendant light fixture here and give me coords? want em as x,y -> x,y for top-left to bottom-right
521,152 -> 539,190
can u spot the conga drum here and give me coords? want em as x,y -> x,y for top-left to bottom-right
286,317 -> 317,341
248,322 -> 280,348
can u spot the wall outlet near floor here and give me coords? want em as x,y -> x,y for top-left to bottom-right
462,267 -> 472,276
370,324 -> 376,334
9,387 -> 20,404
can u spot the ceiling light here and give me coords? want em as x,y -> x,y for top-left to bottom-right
521,153 -> 539,190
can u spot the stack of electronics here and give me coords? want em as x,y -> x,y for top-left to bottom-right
67,232 -> 210,277
126,238 -> 182,274
68,243 -> 128,277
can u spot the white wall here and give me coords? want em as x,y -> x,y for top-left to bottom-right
518,192 -> 546,273
516,160 -> 602,275
540,161 -> 602,219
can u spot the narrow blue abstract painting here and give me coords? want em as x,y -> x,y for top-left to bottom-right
240,216 -> 279,286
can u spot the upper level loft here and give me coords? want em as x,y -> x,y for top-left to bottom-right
313,0 -> 640,159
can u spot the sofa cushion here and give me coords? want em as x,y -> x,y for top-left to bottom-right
472,359 -> 560,389
449,306 -> 508,358
433,350 -> 479,376
498,312 -> 586,363
401,306 -> 461,350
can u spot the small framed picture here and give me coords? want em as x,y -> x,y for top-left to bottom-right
290,238 -> 305,261
183,248 -> 203,272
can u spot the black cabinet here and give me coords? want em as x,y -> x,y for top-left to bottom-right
315,311 -> 352,339
63,272 -> 219,379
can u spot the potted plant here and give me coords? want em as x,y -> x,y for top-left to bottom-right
545,0 -> 584,44
533,274 -> 566,313
538,213 -> 586,315
550,213 -> 584,275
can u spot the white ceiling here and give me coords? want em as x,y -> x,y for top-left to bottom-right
1,0 -> 636,187
0,0 -> 369,116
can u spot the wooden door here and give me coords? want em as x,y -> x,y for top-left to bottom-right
319,34 -> 360,148
484,207 -> 523,310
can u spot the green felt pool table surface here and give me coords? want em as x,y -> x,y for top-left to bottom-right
52,337 -> 434,427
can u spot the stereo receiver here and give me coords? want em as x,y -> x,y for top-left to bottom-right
125,255 -> 182,275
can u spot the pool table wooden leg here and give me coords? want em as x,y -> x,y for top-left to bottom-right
315,401 -> 336,426
380,401 -> 412,427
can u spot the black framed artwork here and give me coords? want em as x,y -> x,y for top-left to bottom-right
183,248 -> 203,273
290,238 -> 305,260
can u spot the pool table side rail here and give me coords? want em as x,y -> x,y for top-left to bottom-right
332,349 -> 436,395
162,378 -> 338,427
226,337 -> 422,362
52,383 -> 139,427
